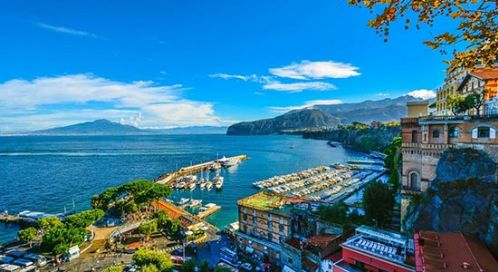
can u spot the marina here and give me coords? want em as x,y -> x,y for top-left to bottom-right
252,163 -> 386,204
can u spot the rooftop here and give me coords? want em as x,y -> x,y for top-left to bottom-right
237,191 -> 306,214
415,231 -> 498,272
342,226 -> 414,270
471,67 -> 498,80
304,234 -> 340,253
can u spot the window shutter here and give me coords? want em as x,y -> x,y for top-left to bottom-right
472,128 -> 478,139
491,128 -> 496,139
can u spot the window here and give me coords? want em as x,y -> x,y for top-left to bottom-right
410,172 -> 420,191
432,129 -> 440,138
243,214 -> 248,221
478,127 -> 490,138
268,232 -> 273,241
449,127 -> 458,138
411,130 -> 418,143
279,224 -> 284,232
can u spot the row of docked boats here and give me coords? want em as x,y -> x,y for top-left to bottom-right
252,166 -> 329,189
173,171 -> 224,191
208,156 -> 241,171
267,169 -> 351,195
288,171 -> 354,198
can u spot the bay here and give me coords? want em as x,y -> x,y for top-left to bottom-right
0,134 -> 365,244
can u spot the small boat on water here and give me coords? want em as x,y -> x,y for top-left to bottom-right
188,199 -> 202,208
178,198 -> 190,206
206,181 -> 213,190
213,174 -> 224,190
209,162 -> 222,171
188,182 -> 196,190
176,182 -> 186,189
200,182 -> 206,189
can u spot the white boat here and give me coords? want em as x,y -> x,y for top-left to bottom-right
209,162 -> 222,171
223,158 -> 240,168
200,182 -> 206,189
214,175 -> 224,189
189,199 -> 202,207
188,182 -> 196,190
178,198 -> 190,206
206,181 -> 213,190
176,182 -> 186,189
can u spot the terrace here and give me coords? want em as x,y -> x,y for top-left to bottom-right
237,192 -> 305,214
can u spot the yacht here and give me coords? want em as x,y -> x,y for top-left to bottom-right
176,182 -> 186,189
188,199 -> 202,208
209,162 -> 222,171
213,174 -> 224,190
200,182 -> 206,189
223,158 -> 240,168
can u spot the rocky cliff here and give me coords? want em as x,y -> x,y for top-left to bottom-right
403,148 -> 498,256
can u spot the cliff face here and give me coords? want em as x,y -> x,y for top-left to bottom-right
302,125 -> 401,152
403,148 -> 498,256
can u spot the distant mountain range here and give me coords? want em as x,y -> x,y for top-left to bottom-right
18,119 -> 227,136
227,95 -> 422,135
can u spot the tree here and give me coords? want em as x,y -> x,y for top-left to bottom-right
182,259 -> 196,272
138,220 -> 158,242
447,94 -> 467,115
214,265 -> 232,272
37,216 -> 64,234
465,90 -> 488,117
141,265 -> 159,272
132,248 -> 173,272
316,202 -> 350,225
41,225 -> 86,256
153,211 -> 170,229
18,227 -> 37,247
348,0 -> 498,70
384,137 -> 402,189
199,260 -> 210,272
363,182 -> 395,228
66,209 -> 105,228
102,265 -> 123,272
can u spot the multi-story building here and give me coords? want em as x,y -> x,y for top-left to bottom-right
414,231 -> 498,271
235,192 -> 348,271
333,225 -> 415,272
400,103 -> 498,220
435,67 -> 498,115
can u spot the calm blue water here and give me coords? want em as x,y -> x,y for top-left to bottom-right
0,134 -> 365,244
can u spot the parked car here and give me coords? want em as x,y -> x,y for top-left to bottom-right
240,263 -> 253,271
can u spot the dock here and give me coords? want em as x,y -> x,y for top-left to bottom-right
197,205 -> 221,219
0,214 -> 19,224
155,154 -> 248,185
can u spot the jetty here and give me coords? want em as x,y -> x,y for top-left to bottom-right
197,204 -> 221,219
155,154 -> 248,185
0,214 -> 19,224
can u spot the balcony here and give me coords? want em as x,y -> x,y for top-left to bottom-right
401,186 -> 422,195
402,143 -> 454,150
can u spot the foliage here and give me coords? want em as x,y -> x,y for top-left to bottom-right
138,220 -> 158,241
153,211 -> 170,229
18,227 -> 37,246
182,259 -> 196,272
66,209 -> 105,228
40,225 -> 86,255
447,94 -> 467,115
348,0 -> 498,70
384,137 -> 402,189
199,260 -> 210,272
132,248 -> 173,272
37,216 -> 64,233
92,179 -> 171,212
362,181 -> 395,228
465,90 -> 487,117
141,264 -> 160,272
102,265 -> 123,272
316,202 -> 350,225
214,265 -> 232,272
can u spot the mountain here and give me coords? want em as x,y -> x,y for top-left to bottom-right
226,109 -> 341,135
25,119 -> 227,136
227,95 -> 422,135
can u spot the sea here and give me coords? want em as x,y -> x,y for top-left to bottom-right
0,134 -> 366,244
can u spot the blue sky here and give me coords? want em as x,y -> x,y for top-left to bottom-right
0,0 -> 449,131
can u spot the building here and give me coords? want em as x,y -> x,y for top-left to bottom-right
334,225 -> 415,272
414,231 -> 498,271
436,66 -> 498,115
235,192 -> 348,271
400,103 -> 498,220
235,192 -> 302,267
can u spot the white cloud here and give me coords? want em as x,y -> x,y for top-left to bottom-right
209,73 -> 259,81
0,74 -> 222,132
269,60 -> 360,80
406,89 -> 436,100
263,81 -> 335,92
268,99 -> 342,113
377,92 -> 390,97
37,23 -> 97,38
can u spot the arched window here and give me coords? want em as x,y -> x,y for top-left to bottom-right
410,172 -> 420,191
411,130 -> 418,143
432,129 -> 440,138
449,127 -> 459,138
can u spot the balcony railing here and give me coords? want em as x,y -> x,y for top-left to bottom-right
402,143 -> 454,149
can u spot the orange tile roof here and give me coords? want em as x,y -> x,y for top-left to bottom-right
471,67 -> 498,80
152,200 -> 186,219
305,234 -> 339,251
416,231 -> 498,272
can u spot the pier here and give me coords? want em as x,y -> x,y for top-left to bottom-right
0,214 -> 19,224
197,205 -> 221,219
155,154 -> 248,185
